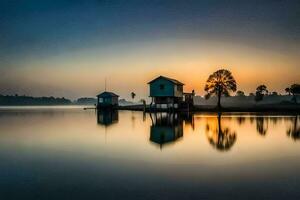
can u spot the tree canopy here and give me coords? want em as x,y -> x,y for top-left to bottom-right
255,85 -> 268,102
204,69 -> 237,109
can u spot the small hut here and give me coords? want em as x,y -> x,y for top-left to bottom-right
97,92 -> 119,108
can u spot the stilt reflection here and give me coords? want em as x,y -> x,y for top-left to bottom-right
149,112 -> 184,149
93,110 -> 300,151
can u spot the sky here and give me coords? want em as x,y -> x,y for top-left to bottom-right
0,0 -> 299,100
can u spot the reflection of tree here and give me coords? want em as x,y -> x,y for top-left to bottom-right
206,113 -> 237,151
256,117 -> 268,136
249,116 -> 255,124
269,117 -> 279,125
131,111 -> 136,129
287,116 -> 300,141
143,112 -> 146,122
236,116 -> 246,125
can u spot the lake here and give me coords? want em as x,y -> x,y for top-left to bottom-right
0,106 -> 299,200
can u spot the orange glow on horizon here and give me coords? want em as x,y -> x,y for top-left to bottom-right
1,38 -> 298,99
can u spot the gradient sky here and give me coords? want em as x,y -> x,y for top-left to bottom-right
0,0 -> 299,100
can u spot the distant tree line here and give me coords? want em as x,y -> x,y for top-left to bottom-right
0,94 -> 72,105
76,97 -> 97,105
204,69 -> 300,109
253,84 -> 300,103
0,94 -> 139,106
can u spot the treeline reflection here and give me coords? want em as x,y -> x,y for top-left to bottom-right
96,111 -> 299,151
287,116 -> 300,140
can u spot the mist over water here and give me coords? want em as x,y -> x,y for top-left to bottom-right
0,107 -> 299,199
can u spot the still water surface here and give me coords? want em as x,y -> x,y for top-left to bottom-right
0,106 -> 299,199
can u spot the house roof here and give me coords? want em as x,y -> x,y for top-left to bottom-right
147,76 -> 184,85
97,91 -> 119,98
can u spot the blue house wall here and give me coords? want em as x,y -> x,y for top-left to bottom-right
149,78 -> 175,97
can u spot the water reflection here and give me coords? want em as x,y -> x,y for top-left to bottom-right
97,109 -> 119,126
95,111 -> 299,151
256,116 -> 268,136
1,108 -> 300,199
205,113 -> 237,151
269,117 -> 279,125
149,113 -> 184,148
287,116 -> 300,141
181,112 -> 195,130
236,116 -> 246,125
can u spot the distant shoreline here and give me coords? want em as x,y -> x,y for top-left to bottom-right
0,104 -> 299,114
1,94 -> 299,114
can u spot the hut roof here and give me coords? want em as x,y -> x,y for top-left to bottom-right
148,76 -> 184,85
97,91 -> 119,98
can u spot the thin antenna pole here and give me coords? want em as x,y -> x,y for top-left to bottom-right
105,77 -> 107,91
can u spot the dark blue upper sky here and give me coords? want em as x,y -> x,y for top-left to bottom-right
0,0 -> 299,98
1,0 -> 299,63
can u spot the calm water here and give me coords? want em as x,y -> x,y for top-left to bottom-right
0,106 -> 299,200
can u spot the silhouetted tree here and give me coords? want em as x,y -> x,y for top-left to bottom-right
271,91 -> 278,96
255,85 -> 268,102
204,69 -> 237,110
285,87 -> 291,95
249,92 -> 255,97
236,90 -> 245,97
256,85 -> 268,94
290,84 -> 300,103
131,92 -> 136,101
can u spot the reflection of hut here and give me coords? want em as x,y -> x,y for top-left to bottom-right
148,76 -> 184,109
150,113 -> 183,148
97,110 -> 119,126
97,92 -> 119,108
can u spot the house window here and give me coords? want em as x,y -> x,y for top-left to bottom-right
159,84 -> 165,90
99,98 -> 103,103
